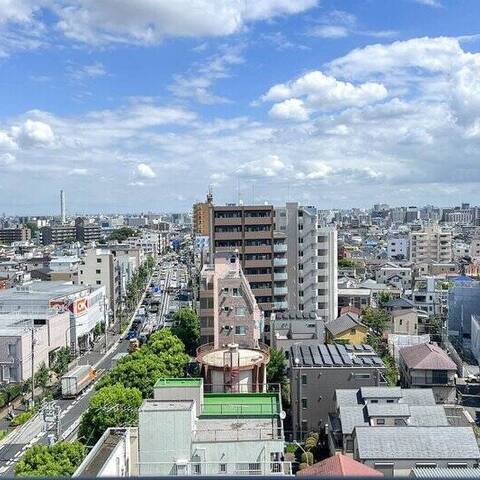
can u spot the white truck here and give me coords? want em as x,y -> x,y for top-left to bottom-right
61,365 -> 96,399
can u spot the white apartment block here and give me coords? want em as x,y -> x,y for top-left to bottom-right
409,227 -> 452,264
275,203 -> 337,321
387,236 -> 409,259
375,262 -> 412,290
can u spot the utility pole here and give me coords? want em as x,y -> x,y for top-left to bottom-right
42,400 -> 61,443
103,294 -> 108,353
31,327 -> 35,407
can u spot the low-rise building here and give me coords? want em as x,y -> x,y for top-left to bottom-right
399,343 -> 457,403
325,312 -> 368,344
0,281 -> 106,356
269,311 -> 325,352
329,386 -> 479,476
289,343 -> 386,440
139,378 -> 290,476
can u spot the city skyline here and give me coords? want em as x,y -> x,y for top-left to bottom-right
1,1 -> 480,212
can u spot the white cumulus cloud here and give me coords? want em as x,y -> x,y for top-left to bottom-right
263,70 -> 387,118
54,0 -> 318,45
12,119 -> 55,146
269,98 -> 309,121
136,163 -> 156,179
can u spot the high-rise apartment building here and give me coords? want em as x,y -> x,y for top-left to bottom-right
409,226 -> 453,263
192,191 -> 213,236
210,204 -> 276,316
275,203 -> 338,321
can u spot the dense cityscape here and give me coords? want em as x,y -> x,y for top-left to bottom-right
2,0 -> 480,477
0,194 -> 477,476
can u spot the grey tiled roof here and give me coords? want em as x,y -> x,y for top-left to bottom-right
356,426 -> 480,460
325,312 -> 362,336
366,403 -> 410,417
335,389 -> 360,407
408,406 -> 449,426
400,389 -> 436,406
339,406 -> 368,434
412,467 -> 480,478
360,386 -> 402,398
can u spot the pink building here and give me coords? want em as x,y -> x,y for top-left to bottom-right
197,252 -> 269,392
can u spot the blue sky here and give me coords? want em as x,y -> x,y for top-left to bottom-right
1,0 -> 480,214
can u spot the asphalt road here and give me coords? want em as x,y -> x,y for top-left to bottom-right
0,264 -> 173,476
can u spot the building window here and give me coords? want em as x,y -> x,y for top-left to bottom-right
353,373 -> 370,379
386,399 -> 395,403
232,288 -> 240,297
235,306 -> 246,316
235,326 -> 247,335
80,270 -> 83,274
370,399 -> 378,404
97,258 -> 102,263
96,269 -> 101,274
301,419 -> 308,432
301,398 -> 307,409
415,463 -> 437,469
96,280 -> 101,285
301,374 -> 307,385
377,418 -> 385,425
219,464 -> 227,474
8,344 -> 16,356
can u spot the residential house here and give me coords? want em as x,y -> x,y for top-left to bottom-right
297,454 -> 383,477
328,386 -> 479,476
325,312 -> 368,344
399,343 -> 457,403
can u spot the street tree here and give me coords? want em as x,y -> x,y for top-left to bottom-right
171,308 -> 201,356
51,347 -> 72,377
15,442 -> 85,477
78,384 -> 142,446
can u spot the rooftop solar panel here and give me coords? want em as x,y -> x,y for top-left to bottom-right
319,344 -> 333,365
300,345 -> 312,366
311,346 -> 324,366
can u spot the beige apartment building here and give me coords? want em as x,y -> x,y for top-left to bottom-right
210,204 -> 275,315
409,226 -> 452,264
77,248 -> 119,322
193,192 -> 213,237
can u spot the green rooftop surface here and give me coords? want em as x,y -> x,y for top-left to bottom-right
154,378 -> 203,387
201,392 -> 279,418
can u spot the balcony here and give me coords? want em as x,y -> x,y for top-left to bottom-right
273,243 -> 287,253
245,231 -> 271,240
273,301 -> 288,310
273,258 -> 287,267
273,287 -> 288,296
214,232 -> 242,241
246,274 -> 273,282
244,259 -> 272,268
273,272 -> 287,281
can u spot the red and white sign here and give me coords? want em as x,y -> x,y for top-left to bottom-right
69,297 -> 89,315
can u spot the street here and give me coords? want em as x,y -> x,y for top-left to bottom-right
0,257 -> 177,476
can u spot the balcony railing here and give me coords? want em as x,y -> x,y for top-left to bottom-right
138,461 -> 292,476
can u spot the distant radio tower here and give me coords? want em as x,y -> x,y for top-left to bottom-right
60,190 -> 66,223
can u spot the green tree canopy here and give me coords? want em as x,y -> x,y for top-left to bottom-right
108,227 -> 137,243
338,258 -> 357,268
97,330 -> 189,397
171,308 -> 201,356
78,384 -> 142,446
362,306 -> 390,337
51,347 -> 72,377
267,348 -> 287,385
15,442 -> 85,477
